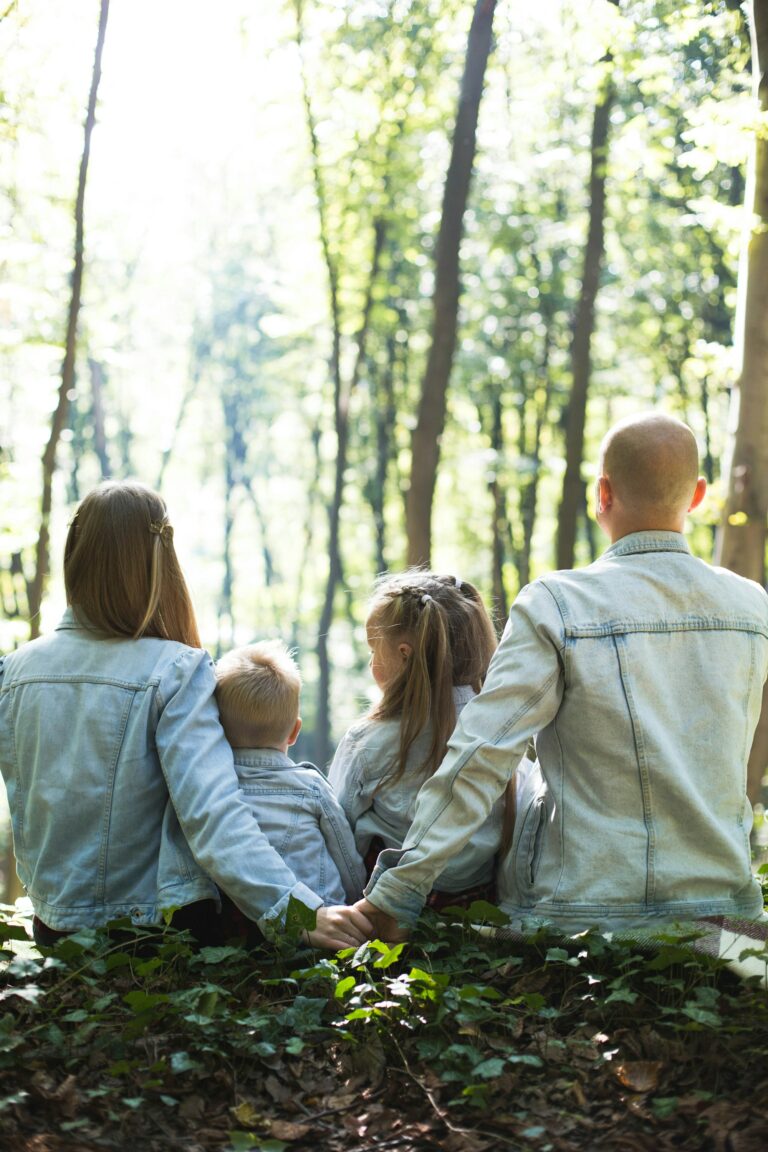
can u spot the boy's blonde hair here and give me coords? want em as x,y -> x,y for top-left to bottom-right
215,641 -> 301,749
64,480 -> 201,647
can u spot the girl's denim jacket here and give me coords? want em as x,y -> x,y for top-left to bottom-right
329,686 -> 504,892
0,609 -> 324,934
367,533 -> 768,931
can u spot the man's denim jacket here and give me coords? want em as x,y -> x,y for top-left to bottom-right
0,609 -> 324,934
232,748 -> 365,906
367,533 -> 768,931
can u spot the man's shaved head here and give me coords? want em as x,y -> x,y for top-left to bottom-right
600,412 -> 700,517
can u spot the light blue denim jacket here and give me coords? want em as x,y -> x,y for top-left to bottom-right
0,609 -> 325,934
328,686 -> 504,892
367,533 -> 768,931
232,748 -> 365,905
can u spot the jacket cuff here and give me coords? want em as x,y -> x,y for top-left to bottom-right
364,866 -> 427,927
258,882 -> 325,938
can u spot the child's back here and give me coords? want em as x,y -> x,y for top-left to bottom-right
328,572 -> 505,899
216,642 -> 365,909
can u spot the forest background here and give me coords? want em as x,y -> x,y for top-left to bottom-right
1,0 -> 767,906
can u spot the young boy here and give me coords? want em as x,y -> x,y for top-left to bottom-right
214,641 -> 365,911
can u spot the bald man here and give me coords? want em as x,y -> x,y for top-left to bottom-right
353,412 -> 768,939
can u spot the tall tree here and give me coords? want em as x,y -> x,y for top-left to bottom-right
26,0 -> 110,638
405,0 -> 497,567
717,0 -> 768,803
556,17 -> 617,571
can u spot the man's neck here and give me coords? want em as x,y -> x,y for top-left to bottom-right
608,520 -> 685,544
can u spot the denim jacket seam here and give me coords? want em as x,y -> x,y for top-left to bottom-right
96,690 -> 136,902
614,632 -> 656,902
314,782 -> 363,885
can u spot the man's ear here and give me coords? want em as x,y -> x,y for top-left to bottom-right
596,476 -> 612,515
688,476 -> 707,512
287,717 -> 302,747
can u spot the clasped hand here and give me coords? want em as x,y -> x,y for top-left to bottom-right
304,898 -> 410,950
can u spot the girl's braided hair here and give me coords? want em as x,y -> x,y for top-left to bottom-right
367,569 -> 497,785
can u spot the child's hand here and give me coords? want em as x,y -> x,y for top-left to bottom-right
352,897 -> 410,943
305,904 -> 374,950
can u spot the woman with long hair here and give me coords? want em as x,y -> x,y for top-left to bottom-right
0,481 -> 371,950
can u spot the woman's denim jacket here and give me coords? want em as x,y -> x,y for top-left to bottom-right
367,533 -> 768,931
0,609 -> 324,933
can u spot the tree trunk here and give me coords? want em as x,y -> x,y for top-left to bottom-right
314,219 -> 386,766
88,357 -> 111,479
370,333 -> 398,576
556,56 -> 616,571
26,0 -> 110,638
488,391 -> 509,633
405,0 -> 497,567
716,0 -> 768,804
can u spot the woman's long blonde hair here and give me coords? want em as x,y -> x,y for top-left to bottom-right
64,480 -> 201,647
367,570 -> 497,785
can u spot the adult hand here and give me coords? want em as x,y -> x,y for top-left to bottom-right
352,897 -> 410,944
305,904 -> 374,950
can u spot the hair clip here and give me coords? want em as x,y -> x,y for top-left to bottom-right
454,575 -> 463,588
149,520 -> 173,543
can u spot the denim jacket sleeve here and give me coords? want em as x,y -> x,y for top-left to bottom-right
312,775 -> 367,902
155,648 -> 323,932
327,726 -> 374,829
365,581 -> 565,924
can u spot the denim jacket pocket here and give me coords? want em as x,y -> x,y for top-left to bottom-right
515,777 -> 549,895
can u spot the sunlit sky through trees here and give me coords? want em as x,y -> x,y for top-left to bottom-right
1,0 -> 754,695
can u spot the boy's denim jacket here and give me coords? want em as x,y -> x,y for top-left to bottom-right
367,533 -> 768,931
232,749 -> 365,906
329,686 -> 504,892
0,609 -> 324,934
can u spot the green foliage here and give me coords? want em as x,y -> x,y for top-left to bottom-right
1,906 -> 768,1148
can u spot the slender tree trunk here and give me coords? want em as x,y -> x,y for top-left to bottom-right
716,0 -> 768,804
26,0 -> 109,638
556,53 -> 616,571
405,0 -> 497,567
371,333 -> 398,576
315,219 -> 386,765
488,391 -> 509,632
88,358 -> 111,478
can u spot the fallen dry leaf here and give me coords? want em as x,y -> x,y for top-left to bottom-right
269,1119 -> 313,1140
614,1060 -> 663,1093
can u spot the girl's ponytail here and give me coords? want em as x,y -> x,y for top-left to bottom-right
397,595 -> 454,783
367,569 -> 496,785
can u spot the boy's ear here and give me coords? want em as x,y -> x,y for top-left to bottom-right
287,717 -> 302,747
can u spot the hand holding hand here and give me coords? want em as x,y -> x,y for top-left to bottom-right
352,897 -> 410,943
305,904 -> 374,950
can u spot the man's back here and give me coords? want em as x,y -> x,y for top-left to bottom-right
499,530 -> 768,927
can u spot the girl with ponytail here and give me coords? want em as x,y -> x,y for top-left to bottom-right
329,570 -> 505,907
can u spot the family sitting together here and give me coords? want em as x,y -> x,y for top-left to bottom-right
1,411 -> 767,953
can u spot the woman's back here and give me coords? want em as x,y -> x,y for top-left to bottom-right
0,608 -> 220,927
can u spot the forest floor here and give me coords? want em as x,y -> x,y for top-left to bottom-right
1,897 -> 768,1152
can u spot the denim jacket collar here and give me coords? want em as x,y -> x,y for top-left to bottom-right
55,606 -> 81,631
602,530 -> 691,559
232,747 -> 295,770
